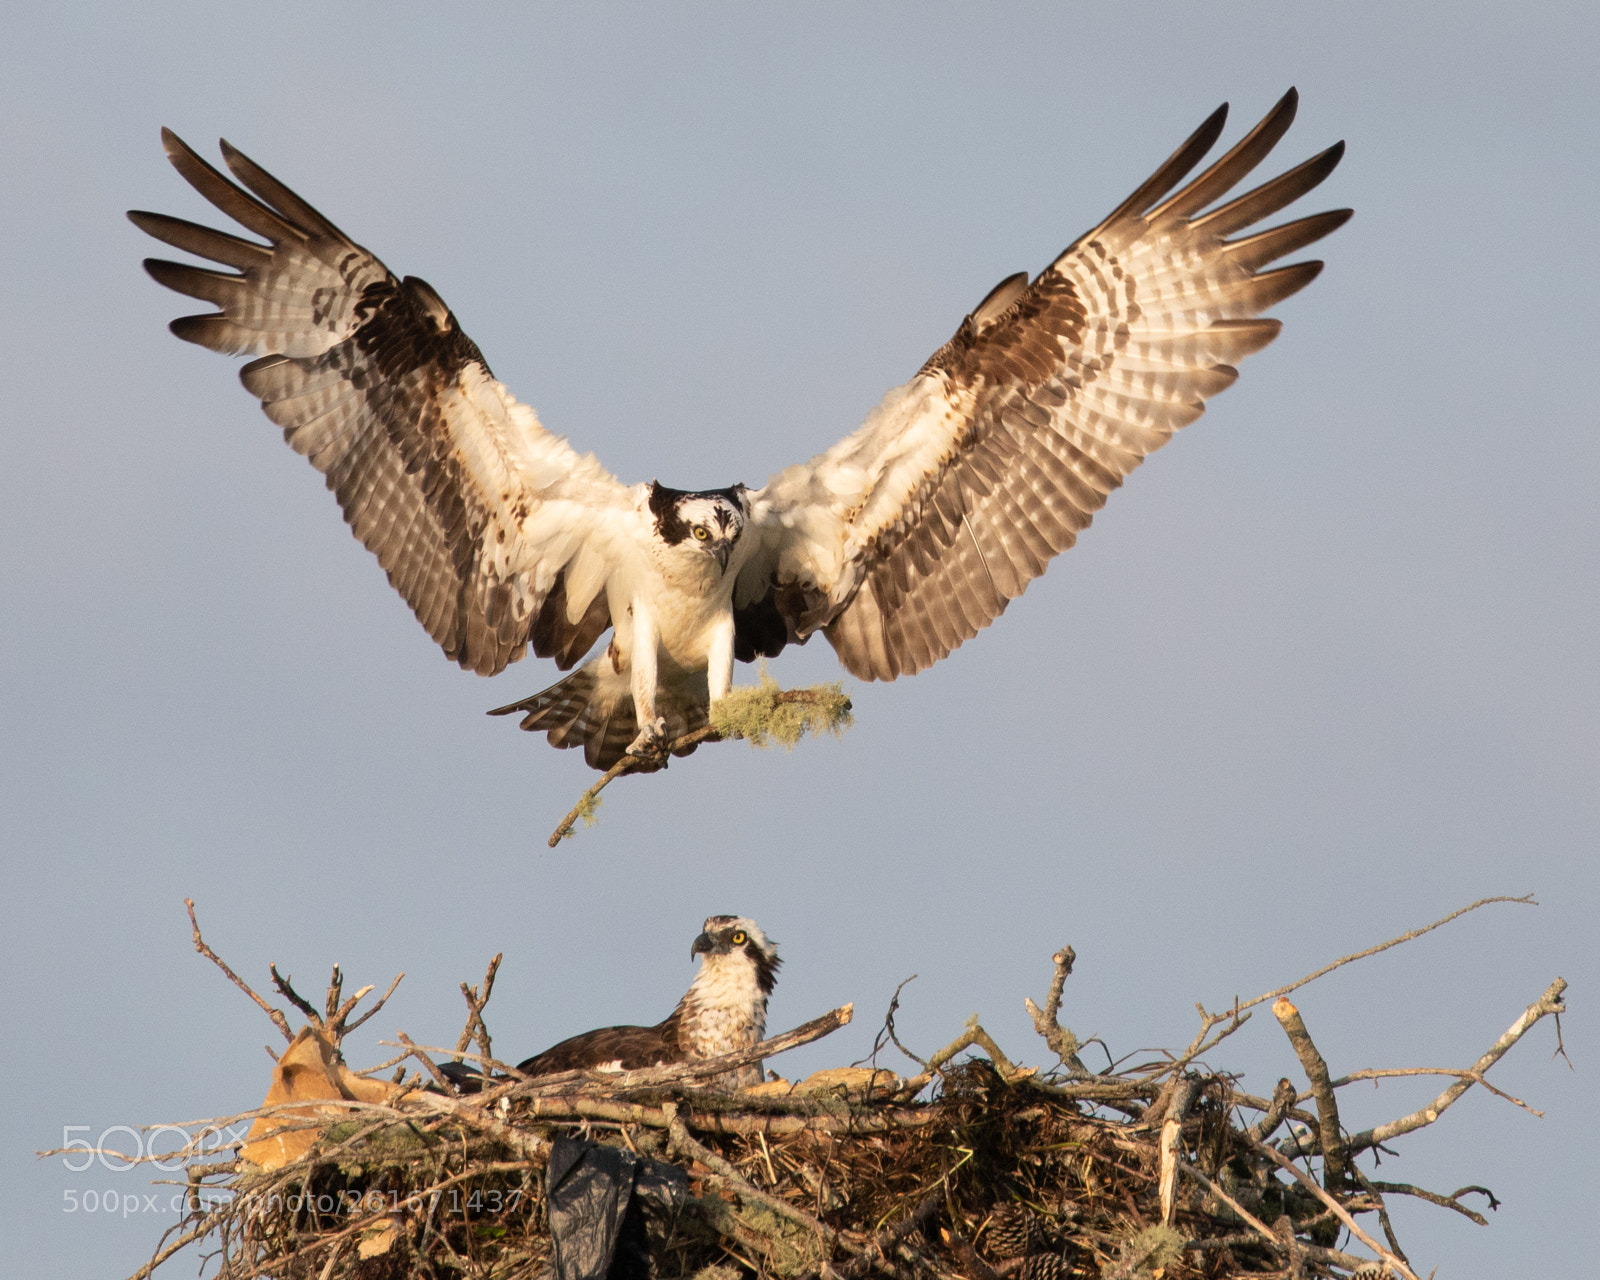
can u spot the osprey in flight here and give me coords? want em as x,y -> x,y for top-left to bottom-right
442,915 -> 780,1092
132,90 -> 1347,770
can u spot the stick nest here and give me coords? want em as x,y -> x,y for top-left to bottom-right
109,899 -> 1561,1280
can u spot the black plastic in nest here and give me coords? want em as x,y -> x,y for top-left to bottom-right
547,1136 -> 689,1280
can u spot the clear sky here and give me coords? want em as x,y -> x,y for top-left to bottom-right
3,3 -> 1596,1276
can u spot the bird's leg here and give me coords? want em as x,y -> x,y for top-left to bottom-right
626,598 -> 668,757
706,611 -> 735,706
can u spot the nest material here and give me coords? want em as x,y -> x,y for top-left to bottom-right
178,1061 -> 1303,1280
548,676 -> 854,844
119,898 -> 1563,1280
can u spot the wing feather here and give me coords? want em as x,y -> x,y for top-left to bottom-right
744,90 -> 1349,679
132,133 -> 634,676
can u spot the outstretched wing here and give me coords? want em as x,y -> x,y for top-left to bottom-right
738,89 -> 1349,680
131,131 -> 633,676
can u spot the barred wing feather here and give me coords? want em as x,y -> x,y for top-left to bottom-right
743,89 -> 1349,680
130,131 -> 631,677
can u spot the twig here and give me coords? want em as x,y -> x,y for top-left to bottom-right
269,964 -> 321,1023
1330,1066 -> 1541,1116
843,1192 -> 941,1279
547,727 -> 721,846
1238,896 -> 1536,1014
325,963 -> 343,1022
396,1031 -> 454,1092
939,1231 -> 1001,1280
184,899 -> 294,1043
1142,1000 -> 1252,1097
1271,998 -> 1347,1188
1344,977 -> 1566,1154
339,971 -> 404,1036
1244,1132 -> 1421,1280
664,1102 -> 852,1255
123,1208 -> 229,1280
1366,1180 -> 1498,1226
894,1018 -> 1032,1098
859,975 -> 922,1073
1023,946 -> 1090,1077
1175,1160 -> 1284,1253
546,683 -> 852,845
454,953 -> 502,1064
1346,1164 -> 1409,1266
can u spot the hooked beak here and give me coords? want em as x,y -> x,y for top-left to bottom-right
690,931 -> 714,959
712,543 -> 730,573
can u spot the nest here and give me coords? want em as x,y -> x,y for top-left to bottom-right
107,898 -> 1563,1280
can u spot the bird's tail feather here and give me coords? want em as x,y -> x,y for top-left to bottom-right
488,657 -> 709,771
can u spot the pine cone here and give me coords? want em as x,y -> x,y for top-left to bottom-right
983,1203 -> 1038,1259
1017,1254 -> 1068,1280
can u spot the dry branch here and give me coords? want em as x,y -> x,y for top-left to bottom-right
454,952 -> 502,1064
1345,976 -> 1566,1154
1244,1133 -> 1420,1280
1273,998 -> 1347,1189
1238,895 -> 1536,1014
1158,1074 -> 1197,1224
184,898 -> 294,1043
1022,946 -> 1090,1077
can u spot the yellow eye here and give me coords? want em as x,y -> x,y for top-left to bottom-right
693,527 -> 709,541
731,931 -> 747,945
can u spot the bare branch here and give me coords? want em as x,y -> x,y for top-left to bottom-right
395,1031 -> 454,1092
1176,1160 -> 1284,1253
1272,998 -> 1347,1188
339,971 -> 403,1035
1244,1132 -> 1421,1280
1238,896 -> 1536,1014
393,1002 -> 856,1104
1330,1067 -> 1541,1117
454,952 -> 502,1064
269,963 -> 321,1023
324,962 -> 343,1022
1346,977 -> 1565,1154
894,1017 -> 1034,1098
546,731 -> 704,845
1366,1180 -> 1499,1226
1023,946 -> 1090,1077
183,899 -> 293,1043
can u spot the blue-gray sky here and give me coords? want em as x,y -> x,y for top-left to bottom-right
3,4 -> 1596,1276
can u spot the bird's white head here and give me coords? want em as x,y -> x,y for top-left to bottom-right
690,914 -> 781,995
648,482 -> 748,575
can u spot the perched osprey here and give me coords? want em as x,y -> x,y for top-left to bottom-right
443,915 -> 779,1092
131,90 -> 1348,770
